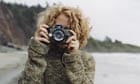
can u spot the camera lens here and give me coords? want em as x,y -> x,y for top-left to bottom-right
53,30 -> 64,42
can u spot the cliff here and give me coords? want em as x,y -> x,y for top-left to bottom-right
0,2 -> 26,46
0,2 -> 41,47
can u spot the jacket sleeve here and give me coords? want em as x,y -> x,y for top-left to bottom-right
62,50 -> 95,84
18,37 -> 49,84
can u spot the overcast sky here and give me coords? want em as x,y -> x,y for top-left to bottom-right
3,0 -> 140,46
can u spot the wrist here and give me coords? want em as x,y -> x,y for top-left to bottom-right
29,37 -> 49,55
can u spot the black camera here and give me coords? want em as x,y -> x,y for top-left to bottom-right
47,25 -> 72,45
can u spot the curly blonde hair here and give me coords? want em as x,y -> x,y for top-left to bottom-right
36,5 -> 90,48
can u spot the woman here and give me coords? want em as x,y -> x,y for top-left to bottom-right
18,5 -> 95,84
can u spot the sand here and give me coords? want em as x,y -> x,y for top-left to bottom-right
0,49 -> 140,84
0,51 -> 27,84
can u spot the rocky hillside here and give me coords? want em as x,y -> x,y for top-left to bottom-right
0,2 -> 43,47
0,2 -> 26,46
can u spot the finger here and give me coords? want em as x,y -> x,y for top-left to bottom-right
38,24 -> 49,32
36,25 -> 48,35
39,31 -> 49,40
38,37 -> 50,44
35,24 -> 49,40
40,24 -> 49,31
66,35 -> 77,43
68,40 -> 79,49
37,24 -> 49,31
70,30 -> 76,37
67,44 -> 75,50
40,24 -> 49,29
39,27 -> 48,34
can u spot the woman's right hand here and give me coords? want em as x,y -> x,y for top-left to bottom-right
34,24 -> 50,44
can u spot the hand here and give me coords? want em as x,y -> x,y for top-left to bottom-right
34,24 -> 50,44
65,30 -> 80,52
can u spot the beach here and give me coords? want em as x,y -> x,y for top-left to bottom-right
0,47 -> 27,84
0,48 -> 140,84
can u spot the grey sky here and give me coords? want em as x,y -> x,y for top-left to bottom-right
3,0 -> 140,46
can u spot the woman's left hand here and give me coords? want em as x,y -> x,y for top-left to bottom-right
65,30 -> 80,52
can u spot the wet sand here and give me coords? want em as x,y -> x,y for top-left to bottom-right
0,49 -> 140,84
0,51 -> 27,84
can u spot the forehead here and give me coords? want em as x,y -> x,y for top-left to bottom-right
55,14 -> 70,27
56,14 -> 69,21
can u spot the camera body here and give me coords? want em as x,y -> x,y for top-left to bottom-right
47,25 -> 72,45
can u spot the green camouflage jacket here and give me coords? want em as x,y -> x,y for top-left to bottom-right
18,37 -> 95,84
